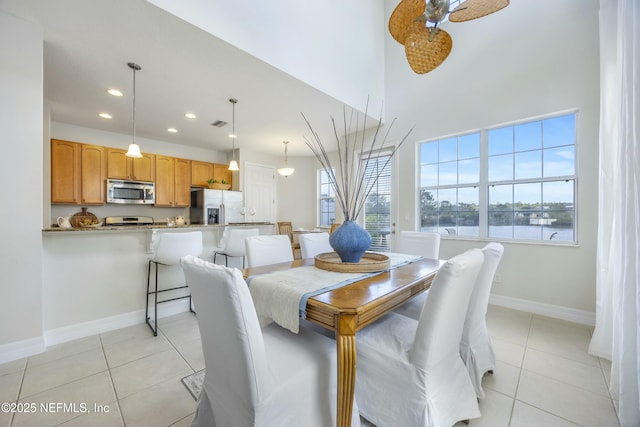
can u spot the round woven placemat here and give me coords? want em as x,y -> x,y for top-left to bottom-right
388,0 -> 426,44
315,252 -> 390,273
404,27 -> 452,74
449,0 -> 509,23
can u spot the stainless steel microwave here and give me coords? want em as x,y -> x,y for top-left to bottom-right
106,179 -> 155,204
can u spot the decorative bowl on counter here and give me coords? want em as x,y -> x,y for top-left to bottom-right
71,207 -> 100,228
78,222 -> 103,228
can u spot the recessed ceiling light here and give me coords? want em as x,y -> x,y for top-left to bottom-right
184,113 -> 196,119
167,128 -> 178,133
98,113 -> 112,119
106,89 -> 123,97
228,133 -> 236,138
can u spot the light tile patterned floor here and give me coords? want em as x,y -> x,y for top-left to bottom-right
0,306 -> 620,427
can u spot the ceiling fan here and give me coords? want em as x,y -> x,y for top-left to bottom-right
389,0 -> 509,74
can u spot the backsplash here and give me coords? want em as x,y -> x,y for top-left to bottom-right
50,204 -> 189,227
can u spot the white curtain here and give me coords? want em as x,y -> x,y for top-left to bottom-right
589,1 -> 640,426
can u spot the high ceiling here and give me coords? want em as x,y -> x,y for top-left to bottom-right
2,0 -> 367,157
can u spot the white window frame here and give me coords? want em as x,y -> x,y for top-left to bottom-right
317,168 -> 336,227
418,110 -> 578,245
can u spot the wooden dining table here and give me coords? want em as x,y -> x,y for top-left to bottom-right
243,256 -> 443,427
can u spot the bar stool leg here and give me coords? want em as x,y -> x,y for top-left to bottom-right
145,260 -> 158,336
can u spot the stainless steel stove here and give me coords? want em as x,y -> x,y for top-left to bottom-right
104,216 -> 154,226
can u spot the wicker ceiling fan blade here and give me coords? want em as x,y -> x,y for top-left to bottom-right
388,0 -> 427,45
449,0 -> 509,23
404,27 -> 452,74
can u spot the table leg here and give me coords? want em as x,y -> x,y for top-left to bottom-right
336,313 -> 357,427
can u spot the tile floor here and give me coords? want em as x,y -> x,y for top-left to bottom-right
0,306 -> 620,427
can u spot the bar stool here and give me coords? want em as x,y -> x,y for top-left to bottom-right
213,228 -> 259,268
146,231 -> 203,336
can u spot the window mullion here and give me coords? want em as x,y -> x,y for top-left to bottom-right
479,129 -> 489,239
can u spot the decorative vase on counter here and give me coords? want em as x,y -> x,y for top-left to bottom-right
329,220 -> 372,263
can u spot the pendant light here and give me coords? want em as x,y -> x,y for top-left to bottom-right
277,141 -> 295,177
228,98 -> 240,171
125,62 -> 143,158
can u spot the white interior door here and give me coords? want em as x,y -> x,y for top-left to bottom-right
243,162 -> 276,224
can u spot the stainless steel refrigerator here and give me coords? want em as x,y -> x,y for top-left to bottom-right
190,189 -> 244,225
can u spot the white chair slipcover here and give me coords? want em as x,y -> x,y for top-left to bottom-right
245,234 -> 294,268
393,231 -> 441,320
213,228 -> 259,267
180,255 -> 361,427
299,232 -> 333,259
355,249 -> 483,427
460,242 -> 504,399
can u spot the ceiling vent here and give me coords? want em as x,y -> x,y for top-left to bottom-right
211,120 -> 227,127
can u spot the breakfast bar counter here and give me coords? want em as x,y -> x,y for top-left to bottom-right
40,222 -> 274,344
42,222 -> 274,233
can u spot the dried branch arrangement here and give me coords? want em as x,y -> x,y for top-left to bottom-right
302,100 -> 413,221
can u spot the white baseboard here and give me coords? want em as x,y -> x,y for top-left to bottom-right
0,335 -> 45,365
45,299 -> 191,347
3,295 -> 593,364
489,294 -> 595,326
0,300 -> 192,363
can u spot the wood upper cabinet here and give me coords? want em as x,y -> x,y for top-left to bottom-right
80,144 -> 107,204
51,139 -> 106,205
107,148 -> 155,182
213,163 -> 232,186
154,155 -> 173,206
51,139 -> 80,203
155,155 -> 191,207
174,158 -> 191,207
191,161 -> 213,187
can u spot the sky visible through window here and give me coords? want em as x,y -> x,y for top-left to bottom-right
419,113 -> 576,242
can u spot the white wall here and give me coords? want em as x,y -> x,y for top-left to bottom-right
0,12 -> 44,352
146,0 -> 386,115
385,0 -> 600,313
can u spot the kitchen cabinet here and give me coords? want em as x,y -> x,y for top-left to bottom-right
192,161 -> 233,188
191,161 -> 213,187
155,155 -> 191,207
51,139 -> 106,204
213,163 -> 232,186
51,139 -> 80,203
80,144 -> 107,204
107,148 -> 155,182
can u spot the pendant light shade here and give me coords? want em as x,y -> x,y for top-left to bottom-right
125,62 -> 143,158
228,98 -> 240,171
277,141 -> 295,177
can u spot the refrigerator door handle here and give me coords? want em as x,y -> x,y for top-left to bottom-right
220,203 -> 225,225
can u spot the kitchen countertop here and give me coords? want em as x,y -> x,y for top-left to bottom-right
42,222 -> 274,233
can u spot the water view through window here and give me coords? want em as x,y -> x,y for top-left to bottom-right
419,112 -> 577,243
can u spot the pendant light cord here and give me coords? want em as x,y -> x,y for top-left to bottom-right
132,66 -> 136,143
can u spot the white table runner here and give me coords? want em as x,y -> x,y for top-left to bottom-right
247,252 -> 421,333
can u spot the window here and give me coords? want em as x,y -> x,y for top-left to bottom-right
363,151 -> 393,251
419,112 -> 577,243
318,168 -> 335,227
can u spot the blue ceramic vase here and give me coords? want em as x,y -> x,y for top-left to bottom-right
329,220 -> 372,263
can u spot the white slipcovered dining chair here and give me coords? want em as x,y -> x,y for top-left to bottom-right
392,231 -> 441,320
180,255 -> 361,427
213,228 -> 259,268
460,242 -> 504,399
146,231 -> 203,336
355,249 -> 483,427
245,234 -> 294,268
299,232 -> 333,259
